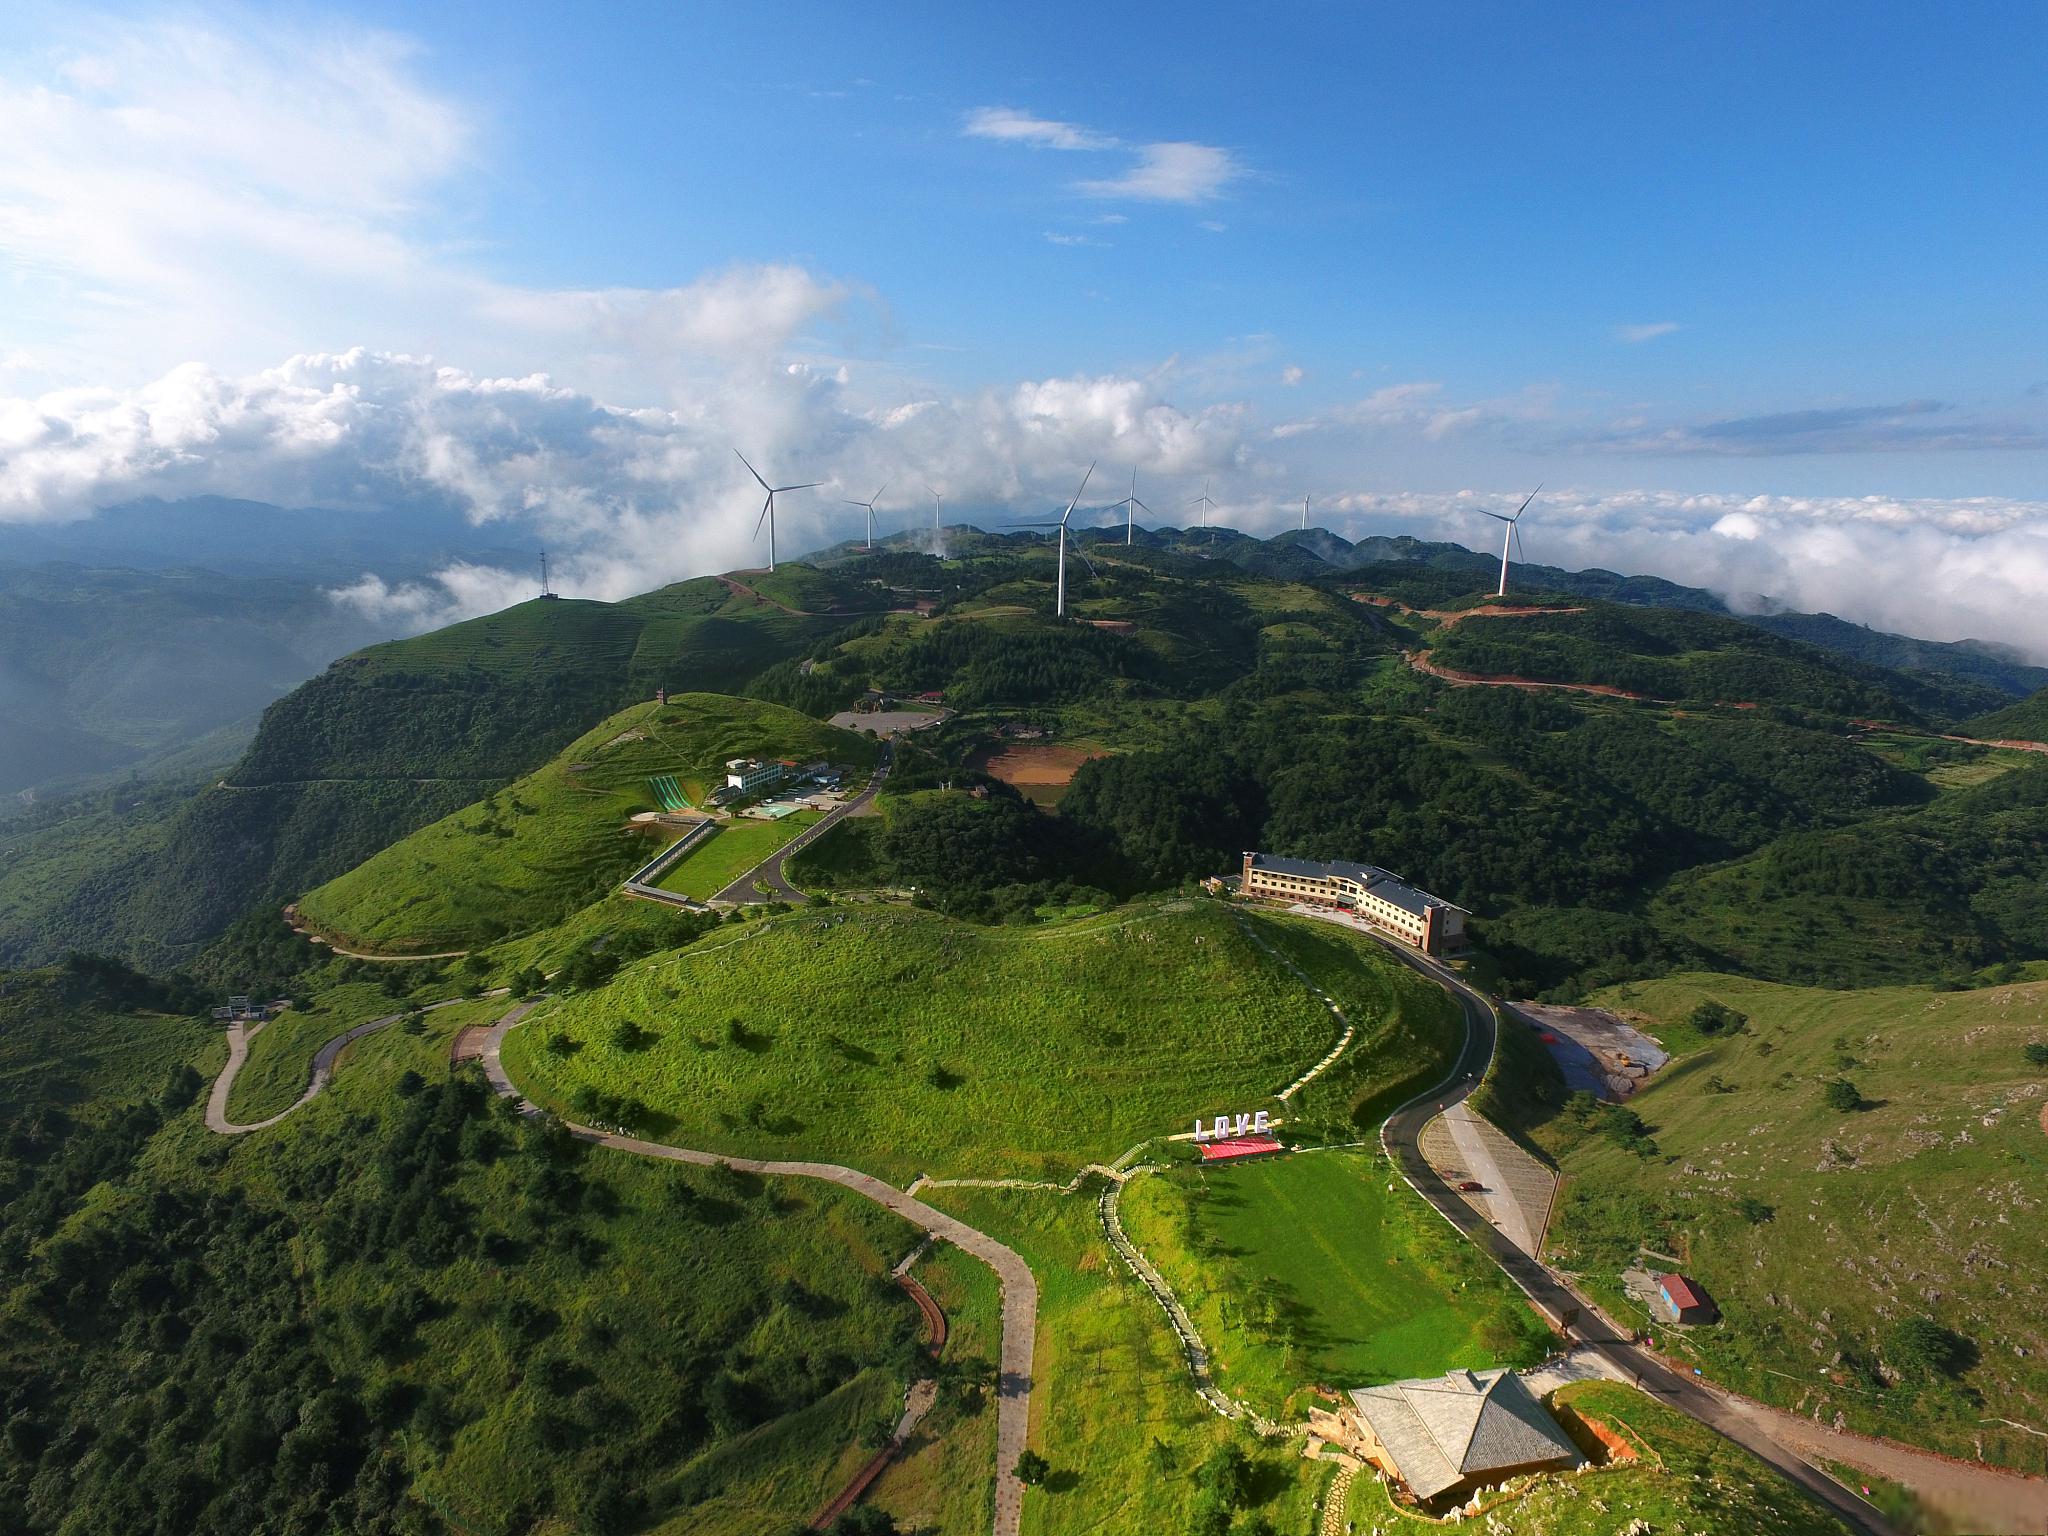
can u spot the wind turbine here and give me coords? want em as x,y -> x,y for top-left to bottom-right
735,450 -> 818,573
1481,485 -> 1542,597
1112,469 -> 1154,546
843,482 -> 888,551
927,484 -> 944,541
1299,492 -> 1311,532
1189,478 -> 1217,528
1007,462 -> 1096,617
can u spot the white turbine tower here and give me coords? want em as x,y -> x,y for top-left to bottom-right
843,482 -> 887,551
1189,478 -> 1217,527
1481,485 -> 1542,597
1009,462 -> 1097,618
735,450 -> 818,574
927,484 -> 944,541
1112,469 -> 1154,546
1300,492 -> 1311,532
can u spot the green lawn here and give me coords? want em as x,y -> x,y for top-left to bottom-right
295,693 -> 872,951
500,901 -> 1431,1183
653,810 -> 823,900
922,1184 -> 1322,1536
1538,971 -> 2048,1473
1119,1149 -> 1552,1416
1344,1380 -> 1860,1535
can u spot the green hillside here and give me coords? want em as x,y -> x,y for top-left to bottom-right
1424,602 -> 1963,721
0,577 -> 841,970
1533,971 -> 2048,1472
294,694 -> 875,952
1649,759 -> 2048,987
501,900 -> 1458,1183
0,973 -> 948,1536
1961,687 -> 2048,744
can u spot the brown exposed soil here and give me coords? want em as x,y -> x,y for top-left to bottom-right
1407,648 -> 1667,703
970,742 -> 1104,787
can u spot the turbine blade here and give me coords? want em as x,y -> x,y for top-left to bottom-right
776,482 -> 821,492
873,482 -> 888,503
1061,460 -> 1098,525
734,448 -> 772,492
1512,483 -> 1543,520
755,494 -> 773,537
1513,523 -> 1525,562
843,499 -> 869,507
1479,510 -> 1514,524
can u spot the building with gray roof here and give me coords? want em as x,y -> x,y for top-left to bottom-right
1239,851 -> 1467,953
1342,1368 -> 1579,1505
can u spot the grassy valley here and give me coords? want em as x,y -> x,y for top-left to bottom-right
1528,971 -> 2048,1471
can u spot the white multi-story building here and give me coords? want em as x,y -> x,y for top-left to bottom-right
724,757 -> 784,794
1239,851 -> 1467,954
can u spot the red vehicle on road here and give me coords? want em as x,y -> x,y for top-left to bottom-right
1456,1179 -> 1485,1192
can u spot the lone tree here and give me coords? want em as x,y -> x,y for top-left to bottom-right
1887,1316 -> 1970,1380
2025,1042 -> 2048,1068
1013,1449 -> 1050,1486
1823,1078 -> 1863,1113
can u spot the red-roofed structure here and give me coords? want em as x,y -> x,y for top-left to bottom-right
1656,1273 -> 1718,1324
1197,1136 -> 1284,1162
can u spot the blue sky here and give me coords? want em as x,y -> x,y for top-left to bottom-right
2,2 -> 2046,647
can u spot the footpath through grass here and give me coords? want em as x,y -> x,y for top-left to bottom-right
922,1183 -> 1320,1536
1538,971 -> 2048,1473
1119,1148 -> 1551,1417
501,901 -> 1431,1183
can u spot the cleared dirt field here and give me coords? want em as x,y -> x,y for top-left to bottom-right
969,742 -> 1103,786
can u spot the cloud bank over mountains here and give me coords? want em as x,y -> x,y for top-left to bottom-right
1,12 -> 2045,656
7,335 -> 2048,658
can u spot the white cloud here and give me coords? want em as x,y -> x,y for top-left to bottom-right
1076,142 -> 1241,204
1615,321 -> 1682,344
963,105 -> 1243,206
1042,231 -> 1105,248
1280,365 -> 1304,387
1311,486 -> 2048,660
961,106 -> 1115,151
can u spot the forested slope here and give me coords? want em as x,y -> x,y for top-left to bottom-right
0,580 -> 840,970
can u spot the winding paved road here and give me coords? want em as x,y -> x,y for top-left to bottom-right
1354,917 -> 1909,1535
713,742 -> 892,905
206,992 -> 499,1134
203,987 -> 1039,1536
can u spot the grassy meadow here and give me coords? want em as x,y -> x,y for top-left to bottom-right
1119,1148 -> 1553,1416
1537,971 -> 2048,1471
295,694 -> 873,951
500,901 -> 1439,1183
921,1183 -> 1322,1536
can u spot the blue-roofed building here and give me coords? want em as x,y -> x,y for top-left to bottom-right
1239,851 -> 1467,954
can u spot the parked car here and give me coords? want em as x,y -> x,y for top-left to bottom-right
1456,1179 -> 1486,1193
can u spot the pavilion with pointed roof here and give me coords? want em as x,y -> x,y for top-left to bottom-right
1341,1368 -> 1580,1505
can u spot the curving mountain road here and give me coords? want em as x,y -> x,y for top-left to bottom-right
1359,922 -> 1901,1536
206,992 -> 501,1134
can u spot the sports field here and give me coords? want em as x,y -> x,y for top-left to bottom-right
651,810 -> 823,899
1119,1148 -> 1551,1414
